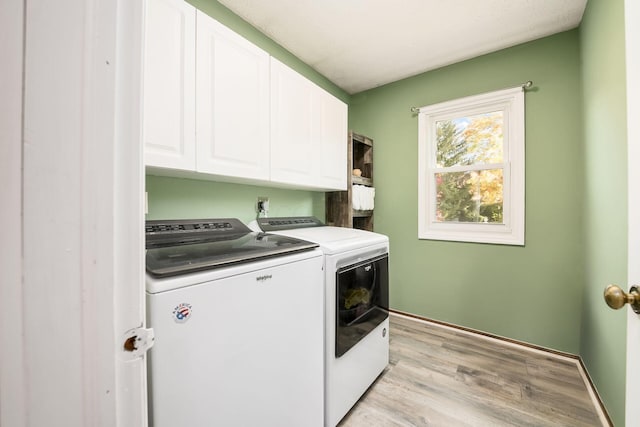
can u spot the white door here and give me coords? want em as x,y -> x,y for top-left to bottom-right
0,0 -> 27,422
1,0 -> 148,425
626,0 -> 640,424
196,11 -> 270,180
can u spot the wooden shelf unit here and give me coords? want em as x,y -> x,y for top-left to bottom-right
326,131 -> 375,231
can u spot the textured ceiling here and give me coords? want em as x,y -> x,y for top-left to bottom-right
217,0 -> 587,94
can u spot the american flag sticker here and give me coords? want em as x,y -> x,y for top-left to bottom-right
172,303 -> 193,323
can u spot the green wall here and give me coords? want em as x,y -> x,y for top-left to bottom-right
147,0 -> 350,222
348,7 -> 629,423
579,0 -> 628,424
349,31 -> 585,354
146,175 -> 326,223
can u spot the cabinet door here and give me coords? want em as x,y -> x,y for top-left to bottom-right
196,12 -> 270,180
270,58 -> 348,191
270,57 -> 316,187
316,90 -> 348,190
143,0 -> 196,170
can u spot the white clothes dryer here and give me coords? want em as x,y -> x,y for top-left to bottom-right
251,217 -> 390,427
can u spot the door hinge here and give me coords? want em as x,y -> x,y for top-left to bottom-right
121,326 -> 154,360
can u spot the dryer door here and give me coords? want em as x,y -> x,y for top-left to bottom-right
335,254 -> 389,357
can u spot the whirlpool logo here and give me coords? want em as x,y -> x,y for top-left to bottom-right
256,274 -> 273,282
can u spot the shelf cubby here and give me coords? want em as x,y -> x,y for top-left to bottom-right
325,131 -> 375,231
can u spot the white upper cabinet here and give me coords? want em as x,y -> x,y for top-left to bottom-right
143,0 -> 196,170
196,11 -> 270,180
270,57 -> 316,187
270,58 -> 348,191
316,88 -> 349,190
143,0 -> 348,190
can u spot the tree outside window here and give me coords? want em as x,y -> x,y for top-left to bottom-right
435,111 -> 504,224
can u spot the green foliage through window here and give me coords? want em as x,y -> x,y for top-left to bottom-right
434,112 -> 504,223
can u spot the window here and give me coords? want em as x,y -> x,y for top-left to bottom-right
418,87 -> 525,245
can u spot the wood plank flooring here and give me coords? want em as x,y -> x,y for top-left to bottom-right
339,313 -> 608,427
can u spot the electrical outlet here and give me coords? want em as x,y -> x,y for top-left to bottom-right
257,196 -> 270,216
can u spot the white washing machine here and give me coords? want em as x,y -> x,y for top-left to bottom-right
251,217 -> 390,427
145,218 -> 325,427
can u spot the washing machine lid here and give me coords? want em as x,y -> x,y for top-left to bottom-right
145,218 -> 318,277
254,217 -> 388,254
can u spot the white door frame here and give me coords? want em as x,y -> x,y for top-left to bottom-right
0,0 -> 27,422
626,0 -> 640,423
0,0 -> 147,425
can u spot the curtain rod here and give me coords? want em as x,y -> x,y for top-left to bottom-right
410,80 -> 533,114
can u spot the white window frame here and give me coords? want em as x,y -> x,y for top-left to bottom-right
417,87 -> 525,245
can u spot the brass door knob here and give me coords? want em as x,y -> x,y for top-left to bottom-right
604,284 -> 640,314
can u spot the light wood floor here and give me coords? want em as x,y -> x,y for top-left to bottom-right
339,313 -> 608,427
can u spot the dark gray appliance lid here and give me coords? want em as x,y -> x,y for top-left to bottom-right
256,216 -> 324,232
146,218 -> 254,248
145,218 -> 318,277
